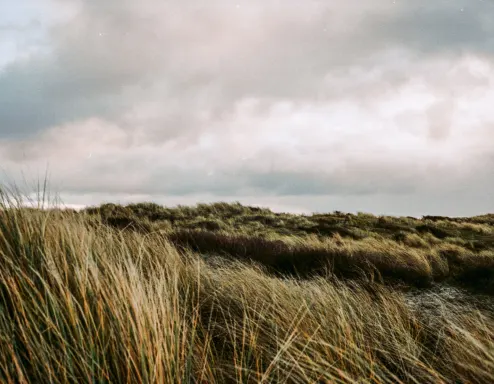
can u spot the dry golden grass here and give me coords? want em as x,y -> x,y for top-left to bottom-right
0,187 -> 493,383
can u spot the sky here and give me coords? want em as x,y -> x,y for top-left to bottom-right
1,0 -> 494,216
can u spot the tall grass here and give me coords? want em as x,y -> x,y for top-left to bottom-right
85,199 -> 494,291
0,187 -> 494,383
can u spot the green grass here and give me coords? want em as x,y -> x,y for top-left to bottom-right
1,184 -> 494,383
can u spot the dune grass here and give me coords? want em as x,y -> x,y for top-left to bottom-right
81,201 -> 494,292
1,185 -> 494,383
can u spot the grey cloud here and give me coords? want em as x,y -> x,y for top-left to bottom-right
0,57 -> 135,139
6,0 -> 493,140
5,154 -> 430,198
5,157 -> 493,214
243,166 -> 420,197
372,1 -> 494,56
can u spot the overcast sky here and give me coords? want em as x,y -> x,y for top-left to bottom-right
1,0 -> 494,216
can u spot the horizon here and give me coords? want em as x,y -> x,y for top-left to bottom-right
2,185 -> 493,219
1,1 -> 494,217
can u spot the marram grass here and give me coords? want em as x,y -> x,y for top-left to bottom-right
0,188 -> 493,383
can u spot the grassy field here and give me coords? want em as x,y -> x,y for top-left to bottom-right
84,200 -> 494,292
1,186 -> 494,383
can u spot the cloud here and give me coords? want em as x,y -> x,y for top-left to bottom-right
5,0 -> 490,139
371,1 -> 494,56
1,0 -> 494,215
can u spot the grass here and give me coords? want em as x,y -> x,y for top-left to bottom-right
0,184 -> 494,383
84,200 -> 494,292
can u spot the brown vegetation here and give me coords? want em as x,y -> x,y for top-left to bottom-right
84,200 -> 494,293
1,187 -> 493,383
